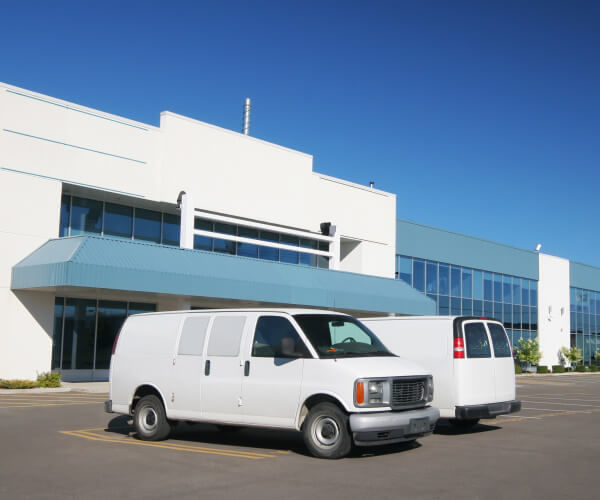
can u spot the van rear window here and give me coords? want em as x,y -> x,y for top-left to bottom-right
488,323 -> 512,358
463,323 -> 491,358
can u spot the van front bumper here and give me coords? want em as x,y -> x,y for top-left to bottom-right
349,406 -> 440,446
455,400 -> 521,420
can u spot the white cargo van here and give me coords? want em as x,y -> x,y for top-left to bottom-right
361,316 -> 520,427
106,308 -> 439,459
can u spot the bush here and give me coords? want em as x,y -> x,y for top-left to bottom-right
552,365 -> 565,373
591,365 -> 599,372
514,363 -> 522,374
0,379 -> 39,389
37,371 -> 61,388
537,366 -> 549,374
515,339 -> 542,366
575,365 -> 586,372
561,346 -> 583,366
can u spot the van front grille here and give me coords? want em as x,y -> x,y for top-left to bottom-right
392,378 -> 425,407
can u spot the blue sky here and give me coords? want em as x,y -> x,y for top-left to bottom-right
2,1 -> 599,266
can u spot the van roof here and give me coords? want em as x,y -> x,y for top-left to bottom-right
362,316 -> 502,322
130,308 -> 351,318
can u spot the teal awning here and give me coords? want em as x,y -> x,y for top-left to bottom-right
11,236 -> 435,315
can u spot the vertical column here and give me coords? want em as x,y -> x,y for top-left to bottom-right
178,191 -> 194,250
329,224 -> 340,270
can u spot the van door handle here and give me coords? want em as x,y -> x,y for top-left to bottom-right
205,360 -> 210,376
244,361 -> 250,376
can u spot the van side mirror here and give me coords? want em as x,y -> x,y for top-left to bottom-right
280,337 -> 304,358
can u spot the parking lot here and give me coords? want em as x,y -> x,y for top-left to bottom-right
1,375 -> 599,499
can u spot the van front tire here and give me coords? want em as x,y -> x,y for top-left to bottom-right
134,395 -> 171,441
302,402 -> 352,459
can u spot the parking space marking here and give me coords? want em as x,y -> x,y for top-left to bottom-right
523,396 -> 600,402
488,407 -> 600,425
0,393 -> 108,409
516,380 -> 574,386
521,400 -> 600,408
60,427 -> 281,460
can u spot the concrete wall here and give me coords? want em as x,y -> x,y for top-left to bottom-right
538,253 -> 571,367
0,169 -> 61,379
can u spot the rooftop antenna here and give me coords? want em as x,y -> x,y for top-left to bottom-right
242,98 -> 251,135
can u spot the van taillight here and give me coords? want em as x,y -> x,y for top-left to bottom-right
111,333 -> 120,355
453,337 -> 465,359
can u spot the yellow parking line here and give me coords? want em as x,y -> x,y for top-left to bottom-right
60,429 -> 278,460
0,401 -> 104,409
488,407 -> 600,424
0,397 -> 106,404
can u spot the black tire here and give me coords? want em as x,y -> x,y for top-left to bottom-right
448,418 -> 480,428
134,395 -> 171,441
302,402 -> 352,459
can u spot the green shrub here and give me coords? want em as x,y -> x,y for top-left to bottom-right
552,365 -> 565,373
575,365 -> 586,372
514,363 -> 522,374
537,366 -> 549,374
515,339 -> 542,366
37,371 -> 61,388
591,365 -> 598,372
0,379 -> 39,389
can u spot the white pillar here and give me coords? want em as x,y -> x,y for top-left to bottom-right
329,224 -> 340,270
178,191 -> 194,250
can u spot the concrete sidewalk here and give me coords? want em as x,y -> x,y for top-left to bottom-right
0,381 -> 108,395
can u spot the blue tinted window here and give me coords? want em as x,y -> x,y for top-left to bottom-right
194,235 -> 213,251
473,270 -> 483,300
399,255 -> 412,284
52,297 -> 64,369
70,197 -> 102,235
238,227 -> 259,258
512,277 -> 521,305
60,195 -> 71,237
503,276 -> 512,304
134,208 -> 161,243
484,301 -> 493,318
503,303 -> 512,330
484,272 -> 493,300
570,288 -> 577,311
413,259 -> 425,292
493,274 -> 502,302
462,298 -> 473,316
513,305 -> 522,329
439,295 -> 449,315
462,268 -> 472,299
259,231 -> 279,261
213,238 -> 236,255
439,264 -> 449,295
522,306 -> 530,330
450,266 -> 461,297
451,297 -> 461,315
280,234 -> 299,264
426,261 -> 437,294
473,300 -> 483,317
493,302 -> 503,322
530,282 -> 538,307
521,279 -> 530,306
104,203 -> 132,239
162,214 -> 180,246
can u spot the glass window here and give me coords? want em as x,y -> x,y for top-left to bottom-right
280,234 -> 299,264
531,308 -> 539,331
162,213 -> 180,246
95,300 -> 127,370
62,298 -> 96,370
439,264 -> 449,296
488,323 -> 512,357
473,270 -> 483,300
413,259 -> 425,292
462,268 -> 473,299
128,302 -> 156,316
464,322 -> 491,358
493,301 -> 503,322
178,316 -> 210,356
521,279 -> 530,306
530,281 -> 538,307
300,239 -> 318,267
259,231 -> 279,261
426,261 -> 437,294
52,298 -> 64,370
483,301 -> 493,318
399,256 -> 412,285
473,300 -> 483,317
513,305 -> 522,330
70,197 -> 102,235
450,266 -> 461,297
439,295 -> 449,316
238,227 -> 259,258
570,287 -> 577,311
522,306 -> 530,330
252,316 -> 308,358
194,234 -> 213,251
207,316 -> 246,357
293,314 -> 390,358
213,237 -> 236,255
462,298 -> 473,316
59,195 -> 71,237
512,277 -> 521,305
503,303 -> 513,330
503,275 -> 512,304
134,208 -> 161,243
493,274 -> 502,302
451,297 -> 461,315
484,272 -> 493,300
104,203 -> 133,239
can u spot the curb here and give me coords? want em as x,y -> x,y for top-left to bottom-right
0,387 -> 72,394
517,372 -> 600,377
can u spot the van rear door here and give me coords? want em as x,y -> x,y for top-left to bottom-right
455,320 -> 495,406
486,321 -> 516,402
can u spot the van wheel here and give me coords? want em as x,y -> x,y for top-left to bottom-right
302,402 -> 352,459
134,395 -> 171,441
448,418 -> 480,428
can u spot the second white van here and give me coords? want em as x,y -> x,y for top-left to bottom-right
361,316 -> 521,427
106,308 -> 439,458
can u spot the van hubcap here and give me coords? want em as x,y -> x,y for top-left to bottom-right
314,416 -> 340,446
139,406 -> 158,433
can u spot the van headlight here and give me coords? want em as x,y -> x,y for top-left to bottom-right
426,376 -> 434,403
355,378 -> 391,407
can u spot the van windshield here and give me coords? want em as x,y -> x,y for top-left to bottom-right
293,314 -> 393,358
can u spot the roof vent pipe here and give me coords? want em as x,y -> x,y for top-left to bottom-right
242,98 -> 251,135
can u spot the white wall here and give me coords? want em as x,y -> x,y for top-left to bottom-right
538,253 -> 570,367
0,169 -> 62,379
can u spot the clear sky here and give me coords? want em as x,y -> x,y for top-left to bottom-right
2,1 -> 599,266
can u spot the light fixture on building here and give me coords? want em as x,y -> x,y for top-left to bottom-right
176,191 -> 186,210
369,181 -> 375,189
535,243 -> 542,252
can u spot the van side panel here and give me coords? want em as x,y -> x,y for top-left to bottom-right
110,314 -> 182,413
363,318 -> 455,418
